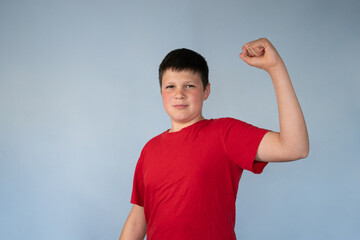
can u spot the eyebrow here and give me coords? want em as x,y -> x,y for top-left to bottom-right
163,81 -> 199,85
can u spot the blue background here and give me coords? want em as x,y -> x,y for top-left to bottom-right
1,0 -> 359,239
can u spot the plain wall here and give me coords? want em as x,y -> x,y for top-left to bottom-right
1,0 -> 359,239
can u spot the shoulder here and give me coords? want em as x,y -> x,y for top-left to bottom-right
210,117 -> 249,128
213,117 -> 268,140
210,117 -> 248,123
141,131 -> 164,152
199,117 -> 253,137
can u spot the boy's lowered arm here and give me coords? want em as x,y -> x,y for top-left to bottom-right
240,38 -> 309,162
120,204 -> 147,240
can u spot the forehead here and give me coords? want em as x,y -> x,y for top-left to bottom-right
162,69 -> 202,83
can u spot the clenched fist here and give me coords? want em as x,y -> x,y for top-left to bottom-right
240,38 -> 285,73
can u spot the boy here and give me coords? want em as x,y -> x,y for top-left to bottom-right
120,38 -> 309,240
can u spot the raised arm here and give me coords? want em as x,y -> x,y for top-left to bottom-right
239,38 -> 309,162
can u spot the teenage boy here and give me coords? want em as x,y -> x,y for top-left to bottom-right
120,38 -> 309,240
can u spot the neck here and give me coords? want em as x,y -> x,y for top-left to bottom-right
169,116 -> 205,133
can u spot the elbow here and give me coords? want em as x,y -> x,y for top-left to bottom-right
301,139 -> 310,159
292,136 -> 310,160
295,143 -> 310,160
299,148 -> 309,159
283,143 -> 309,161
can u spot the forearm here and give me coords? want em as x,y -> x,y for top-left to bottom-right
268,63 -> 309,159
119,205 -> 147,240
119,220 -> 146,240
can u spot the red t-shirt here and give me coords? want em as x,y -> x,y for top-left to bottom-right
131,118 -> 269,239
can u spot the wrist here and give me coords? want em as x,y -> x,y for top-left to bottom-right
266,60 -> 287,76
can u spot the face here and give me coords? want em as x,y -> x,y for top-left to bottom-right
161,69 -> 210,132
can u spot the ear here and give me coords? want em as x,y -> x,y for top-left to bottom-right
204,83 -> 210,100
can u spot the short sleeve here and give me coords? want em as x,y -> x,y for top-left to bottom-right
221,118 -> 270,174
130,150 -> 145,206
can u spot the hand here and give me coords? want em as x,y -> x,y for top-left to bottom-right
239,38 -> 284,73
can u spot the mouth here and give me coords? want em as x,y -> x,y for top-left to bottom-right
173,104 -> 188,109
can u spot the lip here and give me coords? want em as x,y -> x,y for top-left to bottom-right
173,104 -> 188,109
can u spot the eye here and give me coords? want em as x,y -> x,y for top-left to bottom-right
165,85 -> 174,89
186,85 -> 195,88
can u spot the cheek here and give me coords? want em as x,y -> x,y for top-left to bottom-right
193,91 -> 205,101
161,93 -> 172,105
189,93 -> 204,106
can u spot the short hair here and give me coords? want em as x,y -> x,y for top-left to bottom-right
159,48 -> 209,90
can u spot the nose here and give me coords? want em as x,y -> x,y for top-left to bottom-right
175,88 -> 185,100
